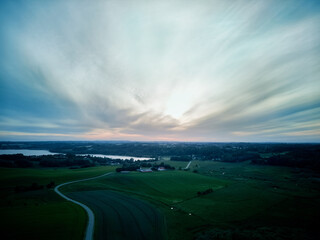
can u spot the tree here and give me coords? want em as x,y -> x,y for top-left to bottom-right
46,181 -> 55,189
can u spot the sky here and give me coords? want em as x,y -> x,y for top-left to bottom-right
0,0 -> 319,142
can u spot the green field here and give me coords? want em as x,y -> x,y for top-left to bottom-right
63,161 -> 320,239
0,166 -> 116,240
61,170 -> 228,239
1,161 -> 320,240
67,190 -> 166,240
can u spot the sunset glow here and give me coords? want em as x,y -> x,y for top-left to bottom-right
0,0 -> 319,142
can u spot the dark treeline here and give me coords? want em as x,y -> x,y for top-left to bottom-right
170,156 -> 192,162
15,181 -> 55,193
252,148 -> 320,170
197,188 -> 213,196
0,141 -> 288,157
0,154 -> 34,168
0,153 -> 122,168
116,161 -> 175,172
1,142 -> 320,171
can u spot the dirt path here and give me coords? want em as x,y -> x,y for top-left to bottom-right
54,172 -> 113,240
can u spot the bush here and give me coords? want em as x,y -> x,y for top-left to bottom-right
197,188 -> 213,196
46,181 -> 55,189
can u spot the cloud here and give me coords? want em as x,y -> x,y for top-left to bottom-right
0,0 -> 319,141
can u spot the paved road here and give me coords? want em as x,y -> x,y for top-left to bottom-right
54,172 -> 113,240
185,161 -> 192,169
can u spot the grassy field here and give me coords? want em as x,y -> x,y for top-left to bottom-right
0,166 -> 116,240
1,161 -> 319,240
67,190 -> 167,240
62,170 -> 228,204
63,161 -> 320,240
62,170 -> 229,239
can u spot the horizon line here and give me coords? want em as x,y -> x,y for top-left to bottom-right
0,140 -> 320,144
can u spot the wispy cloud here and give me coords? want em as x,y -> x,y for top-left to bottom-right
0,0 -> 319,141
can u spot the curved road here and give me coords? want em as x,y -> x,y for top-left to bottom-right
54,172 -> 113,240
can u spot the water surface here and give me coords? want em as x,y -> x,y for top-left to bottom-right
0,149 -> 59,156
0,149 -> 154,160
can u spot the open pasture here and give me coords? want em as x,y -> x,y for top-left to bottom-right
64,162 -> 320,239
67,190 -> 167,240
1,160 -> 319,240
63,170 -> 228,205
0,166 -> 115,240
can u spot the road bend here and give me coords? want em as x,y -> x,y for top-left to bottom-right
54,172 -> 113,240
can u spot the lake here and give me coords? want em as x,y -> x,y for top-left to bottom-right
0,149 -> 59,156
77,154 -> 154,161
0,149 -> 154,161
